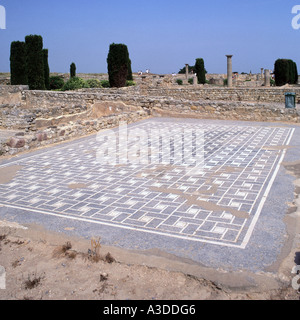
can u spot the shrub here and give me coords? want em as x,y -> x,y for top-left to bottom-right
176,79 -> 183,85
10,41 -> 27,85
126,80 -> 136,86
100,80 -> 110,88
86,79 -> 101,88
25,35 -> 45,90
194,58 -> 206,84
70,62 -> 76,78
43,49 -> 50,90
62,77 -> 88,91
188,78 -> 194,85
49,76 -> 65,90
270,78 -> 275,86
107,43 -> 130,87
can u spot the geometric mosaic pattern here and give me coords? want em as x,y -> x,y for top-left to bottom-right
0,119 -> 294,248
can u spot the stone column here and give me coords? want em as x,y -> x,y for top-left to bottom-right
185,64 -> 189,80
261,68 -> 264,80
226,55 -> 233,87
193,74 -> 198,86
264,69 -> 270,87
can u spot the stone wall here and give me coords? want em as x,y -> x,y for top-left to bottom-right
151,99 -> 299,123
0,85 -> 28,105
1,84 -> 300,156
0,110 -> 147,156
140,87 -> 300,103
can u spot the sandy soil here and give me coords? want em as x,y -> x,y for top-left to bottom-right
0,220 -> 299,301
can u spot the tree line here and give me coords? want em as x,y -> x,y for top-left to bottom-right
179,58 -> 299,86
10,35 -> 49,90
10,34 -> 299,89
10,35 -> 133,90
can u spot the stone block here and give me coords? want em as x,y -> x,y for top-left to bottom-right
36,132 -> 48,142
6,137 -> 26,148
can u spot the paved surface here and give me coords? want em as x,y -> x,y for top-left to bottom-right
0,118 -> 299,272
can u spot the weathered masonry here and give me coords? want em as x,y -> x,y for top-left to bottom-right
0,85 -> 299,155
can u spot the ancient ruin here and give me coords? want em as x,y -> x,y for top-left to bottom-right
0,70 -> 299,156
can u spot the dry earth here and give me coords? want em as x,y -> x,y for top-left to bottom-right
0,220 -> 299,301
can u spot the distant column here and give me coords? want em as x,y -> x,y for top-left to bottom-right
185,64 -> 189,79
226,55 -> 233,87
264,69 -> 270,87
261,68 -> 264,80
193,74 -> 198,86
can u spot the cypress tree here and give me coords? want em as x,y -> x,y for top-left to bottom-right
287,60 -> 295,84
70,62 -> 76,78
127,58 -> 133,81
10,41 -> 27,85
194,58 -> 206,84
293,61 -> 298,84
274,59 -> 299,85
274,59 -> 289,86
107,43 -> 130,88
43,49 -> 50,90
25,35 -> 45,90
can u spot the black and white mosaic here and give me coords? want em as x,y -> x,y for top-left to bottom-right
0,119 -> 294,248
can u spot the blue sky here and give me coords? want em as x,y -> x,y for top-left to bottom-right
0,0 -> 299,74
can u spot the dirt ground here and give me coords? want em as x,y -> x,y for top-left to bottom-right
0,220 -> 299,301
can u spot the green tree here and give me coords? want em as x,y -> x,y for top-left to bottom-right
10,41 -> 27,85
274,59 -> 299,86
194,58 -> 206,84
70,62 -> 76,78
107,43 -> 130,88
127,58 -> 133,81
43,49 -> 50,90
293,61 -> 298,84
274,59 -> 289,86
178,65 -> 195,74
25,35 -> 45,90
287,59 -> 295,84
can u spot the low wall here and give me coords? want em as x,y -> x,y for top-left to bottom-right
0,85 -> 28,106
1,89 -> 297,130
0,110 -> 148,156
141,87 -> 300,103
1,85 -> 300,156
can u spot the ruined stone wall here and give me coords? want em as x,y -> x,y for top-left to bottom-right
1,85 -> 300,156
0,85 -> 28,105
1,85 -> 300,132
140,87 -> 300,103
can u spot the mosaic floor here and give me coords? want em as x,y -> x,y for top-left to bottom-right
0,119 -> 294,248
